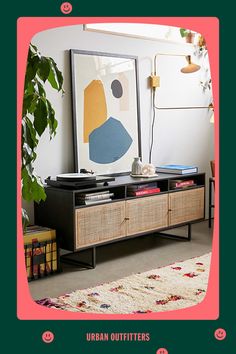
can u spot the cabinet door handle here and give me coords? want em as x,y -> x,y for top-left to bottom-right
121,217 -> 130,224
168,209 -> 172,212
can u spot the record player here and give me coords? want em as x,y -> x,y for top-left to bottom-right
56,173 -> 96,182
45,172 -> 115,189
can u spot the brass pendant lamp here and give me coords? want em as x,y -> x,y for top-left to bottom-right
181,55 -> 201,73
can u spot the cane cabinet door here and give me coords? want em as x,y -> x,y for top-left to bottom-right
126,194 -> 168,236
168,187 -> 205,226
75,201 -> 126,248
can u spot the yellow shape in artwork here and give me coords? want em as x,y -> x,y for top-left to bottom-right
84,80 -> 107,143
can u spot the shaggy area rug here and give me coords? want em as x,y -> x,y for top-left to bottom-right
36,253 -> 211,314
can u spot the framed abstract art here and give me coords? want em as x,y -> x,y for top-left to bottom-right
70,49 -> 141,175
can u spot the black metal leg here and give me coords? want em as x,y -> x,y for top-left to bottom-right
209,178 -> 215,228
92,247 -> 96,268
60,247 -> 96,269
157,223 -> 191,241
209,178 -> 212,228
187,223 -> 191,241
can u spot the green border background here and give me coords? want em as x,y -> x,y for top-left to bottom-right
4,1 -> 234,353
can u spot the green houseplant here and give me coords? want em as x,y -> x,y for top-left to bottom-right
179,28 -> 195,43
22,43 -> 64,230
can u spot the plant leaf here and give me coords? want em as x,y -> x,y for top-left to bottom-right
38,57 -> 51,82
25,55 -> 40,85
22,170 -> 46,203
30,43 -> 38,53
22,208 -> 30,233
46,99 -> 58,137
33,98 -> 48,136
25,81 -> 35,95
180,28 -> 187,37
23,94 -> 36,115
48,58 -> 63,91
22,167 -> 32,201
48,64 -> 59,90
31,176 -> 47,203
24,116 -> 38,148
36,80 -> 46,97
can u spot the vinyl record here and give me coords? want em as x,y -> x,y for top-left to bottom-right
56,173 -> 96,182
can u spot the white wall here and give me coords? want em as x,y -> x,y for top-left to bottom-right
24,24 -> 214,222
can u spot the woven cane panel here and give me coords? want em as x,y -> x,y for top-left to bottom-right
169,187 -> 204,226
75,201 -> 126,248
126,194 -> 168,236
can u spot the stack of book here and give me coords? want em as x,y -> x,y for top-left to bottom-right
170,179 -> 196,189
156,164 -> 198,174
24,226 -> 57,280
127,182 -> 160,197
76,190 -> 114,205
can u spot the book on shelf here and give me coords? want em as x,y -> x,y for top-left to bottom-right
127,182 -> 157,191
77,190 -> 111,197
129,187 -> 161,196
156,164 -> 198,174
78,198 -> 113,206
170,179 -> 195,188
77,192 -> 114,201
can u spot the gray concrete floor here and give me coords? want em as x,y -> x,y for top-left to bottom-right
29,220 -> 213,300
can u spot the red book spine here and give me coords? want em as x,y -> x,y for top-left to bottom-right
135,188 -> 160,196
175,180 -> 194,187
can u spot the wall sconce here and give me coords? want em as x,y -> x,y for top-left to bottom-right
151,53 -> 200,80
149,52 -> 214,162
150,52 -> 213,111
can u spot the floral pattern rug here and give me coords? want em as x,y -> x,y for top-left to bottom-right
36,253 -> 211,314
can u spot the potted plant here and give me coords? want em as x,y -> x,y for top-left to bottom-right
197,35 -> 207,49
179,28 -> 195,43
22,43 -> 64,231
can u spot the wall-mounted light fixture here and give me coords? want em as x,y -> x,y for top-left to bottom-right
149,52 -> 214,162
150,52 -> 213,110
152,53 -> 200,78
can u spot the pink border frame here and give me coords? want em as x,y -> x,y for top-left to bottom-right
17,17 -> 219,320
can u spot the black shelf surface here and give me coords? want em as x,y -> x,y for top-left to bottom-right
44,172 -> 204,193
45,175 -> 115,189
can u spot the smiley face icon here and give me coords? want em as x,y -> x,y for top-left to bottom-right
60,2 -> 73,14
42,331 -> 54,343
214,328 -> 226,341
156,348 -> 168,354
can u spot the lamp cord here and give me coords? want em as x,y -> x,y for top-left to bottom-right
149,89 -> 156,164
